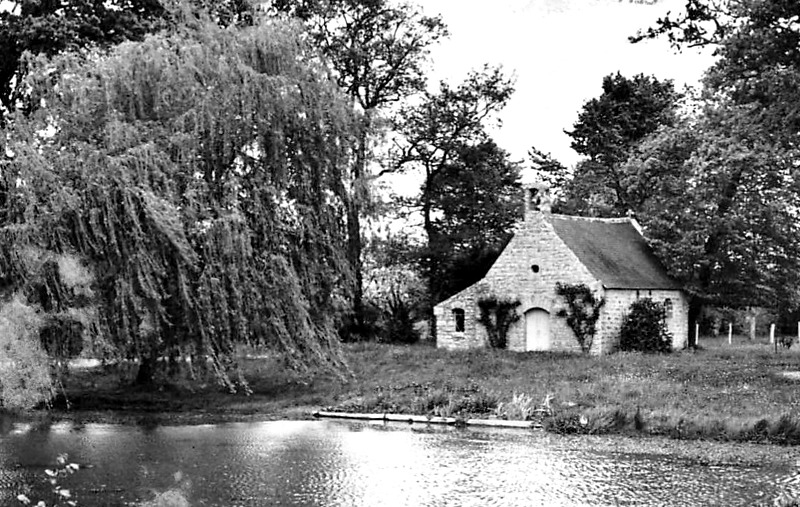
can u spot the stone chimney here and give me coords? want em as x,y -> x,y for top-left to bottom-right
524,182 -> 551,220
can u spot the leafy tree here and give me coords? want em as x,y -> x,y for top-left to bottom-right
0,0 -> 259,125
0,0 -> 172,124
0,19 -> 356,388
619,298 -> 672,353
268,0 -> 448,333
560,73 -> 681,216
628,0 -> 800,344
624,109 -> 800,336
362,256 -> 427,343
528,147 -> 569,201
394,67 -> 519,312
554,282 -> 605,354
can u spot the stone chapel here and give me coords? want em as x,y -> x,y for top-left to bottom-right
433,185 -> 689,354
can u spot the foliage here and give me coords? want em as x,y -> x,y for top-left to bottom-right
382,288 -> 420,344
554,282 -> 605,354
16,453 -> 79,507
528,147 -> 569,200
0,0 -> 170,125
1,19 -> 356,388
0,0 -> 261,125
39,316 -> 84,362
268,0 -> 448,329
0,294 -> 53,410
362,255 -> 427,343
628,0 -> 800,318
625,112 -> 800,312
556,72 -> 681,216
394,69 -> 518,311
494,392 -> 537,421
477,296 -> 521,349
618,298 -> 673,353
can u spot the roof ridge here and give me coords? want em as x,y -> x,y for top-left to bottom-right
548,213 -> 631,224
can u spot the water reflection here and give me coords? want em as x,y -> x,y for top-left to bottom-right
0,419 -> 798,506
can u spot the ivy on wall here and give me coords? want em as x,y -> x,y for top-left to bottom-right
477,297 -> 521,349
555,282 -> 605,354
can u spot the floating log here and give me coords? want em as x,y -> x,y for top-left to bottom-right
465,418 -> 539,429
314,411 -> 385,421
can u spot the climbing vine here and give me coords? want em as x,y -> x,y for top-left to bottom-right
477,296 -> 521,349
555,282 -> 605,354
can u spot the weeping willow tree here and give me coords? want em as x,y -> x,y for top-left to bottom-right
0,17 -> 355,391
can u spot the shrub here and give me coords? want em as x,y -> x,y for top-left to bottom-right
495,392 -> 537,421
555,283 -> 605,354
0,295 -> 53,411
381,288 -> 420,344
477,297 -> 521,349
618,298 -> 673,353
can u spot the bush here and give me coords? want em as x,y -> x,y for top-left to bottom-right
618,298 -> 673,353
495,392 -> 537,421
0,295 -> 53,410
381,289 -> 420,344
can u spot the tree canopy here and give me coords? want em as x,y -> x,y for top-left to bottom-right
559,72 -> 681,216
0,18 -> 357,388
267,0 -> 448,333
394,66 -> 519,307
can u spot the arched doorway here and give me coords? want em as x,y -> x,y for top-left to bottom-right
525,308 -> 550,351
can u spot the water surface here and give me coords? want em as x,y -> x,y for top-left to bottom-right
1,419 -> 798,506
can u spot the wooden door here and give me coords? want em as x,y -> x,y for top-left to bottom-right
525,308 -> 550,351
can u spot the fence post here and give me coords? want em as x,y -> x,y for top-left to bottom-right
728,322 -> 732,345
695,323 -> 700,348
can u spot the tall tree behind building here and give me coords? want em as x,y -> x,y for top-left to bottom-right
268,0 -> 448,337
394,67 -> 519,322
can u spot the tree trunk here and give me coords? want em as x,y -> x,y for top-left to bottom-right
688,298 -> 702,349
135,354 -> 157,386
347,114 -> 370,333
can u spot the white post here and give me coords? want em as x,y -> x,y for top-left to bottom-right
770,323 -> 776,344
728,322 -> 732,345
695,323 -> 700,347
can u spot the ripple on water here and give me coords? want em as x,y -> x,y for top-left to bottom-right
1,420 -> 800,506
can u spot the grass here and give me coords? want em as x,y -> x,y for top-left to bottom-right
30,333 -> 800,444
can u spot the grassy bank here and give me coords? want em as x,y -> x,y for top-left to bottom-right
36,335 -> 800,444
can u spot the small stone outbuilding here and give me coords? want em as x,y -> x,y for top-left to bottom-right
433,185 -> 689,354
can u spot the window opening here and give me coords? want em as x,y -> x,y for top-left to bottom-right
664,299 -> 673,319
452,308 -> 465,332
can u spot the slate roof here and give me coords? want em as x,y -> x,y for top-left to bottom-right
547,215 -> 681,290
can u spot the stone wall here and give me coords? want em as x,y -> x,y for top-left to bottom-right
434,210 -> 691,354
435,212 -> 601,353
600,289 -> 690,352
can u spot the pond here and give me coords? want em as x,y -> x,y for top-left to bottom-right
1,418 -> 799,506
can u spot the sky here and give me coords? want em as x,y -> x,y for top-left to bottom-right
419,0 -> 716,173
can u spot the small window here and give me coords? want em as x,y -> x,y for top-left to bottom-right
452,308 -> 465,332
531,264 -> 540,274
664,299 -> 673,319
